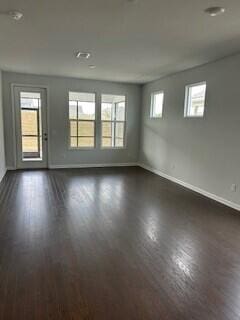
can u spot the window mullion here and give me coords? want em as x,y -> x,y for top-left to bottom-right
77,101 -> 79,147
114,103 -> 117,147
37,108 -> 40,155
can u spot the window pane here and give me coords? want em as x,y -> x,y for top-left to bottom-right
102,138 -> 112,147
70,121 -> 77,136
69,101 -> 77,119
21,110 -> 38,135
115,122 -> 124,139
69,92 -> 95,102
78,102 -> 95,120
20,92 -> 41,99
69,92 -> 96,148
116,102 -> 125,121
69,92 -> 95,120
70,137 -> 77,147
101,95 -> 126,120
101,103 -> 113,120
101,95 -> 126,149
20,92 -> 40,109
20,98 -> 39,109
78,137 -> 94,147
78,121 -> 94,136
187,83 -> 206,117
151,92 -> 164,118
20,91 -> 42,160
102,122 -> 112,137
22,137 -> 39,153
115,138 -> 124,147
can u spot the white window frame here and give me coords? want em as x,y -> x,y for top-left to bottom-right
184,82 -> 206,118
100,94 -> 127,149
68,91 -> 96,150
150,91 -> 164,119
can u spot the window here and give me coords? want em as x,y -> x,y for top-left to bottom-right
69,92 -> 95,148
101,94 -> 126,148
150,91 -> 164,118
20,92 -> 42,160
184,82 -> 206,117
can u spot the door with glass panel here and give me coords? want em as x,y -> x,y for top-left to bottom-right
14,86 -> 48,168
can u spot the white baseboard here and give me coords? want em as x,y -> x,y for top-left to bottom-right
0,168 -> 7,184
138,163 -> 240,212
49,162 -> 138,169
6,161 -> 239,211
6,166 -> 16,170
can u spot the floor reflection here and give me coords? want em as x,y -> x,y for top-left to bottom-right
14,171 -> 49,242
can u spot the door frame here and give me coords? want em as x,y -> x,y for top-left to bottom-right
11,83 -> 50,169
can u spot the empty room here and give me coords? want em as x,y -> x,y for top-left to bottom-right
0,0 -> 240,319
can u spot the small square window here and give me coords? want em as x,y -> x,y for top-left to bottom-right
184,82 -> 206,118
150,91 -> 164,118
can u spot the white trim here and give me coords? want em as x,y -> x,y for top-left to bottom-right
6,166 -> 16,170
68,91 -> 97,149
0,168 -> 7,183
138,163 -> 240,212
10,83 -> 50,169
10,84 -> 17,169
100,93 -> 127,149
49,162 -> 138,169
184,81 -> 206,118
4,162 -> 239,211
150,90 -> 164,119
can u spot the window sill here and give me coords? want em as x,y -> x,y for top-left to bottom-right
100,146 -> 126,150
69,147 -> 95,151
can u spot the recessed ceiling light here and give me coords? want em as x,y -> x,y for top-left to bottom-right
204,6 -> 225,17
89,65 -> 96,69
75,51 -> 91,59
8,10 -> 23,21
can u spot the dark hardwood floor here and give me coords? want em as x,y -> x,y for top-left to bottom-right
0,167 -> 240,319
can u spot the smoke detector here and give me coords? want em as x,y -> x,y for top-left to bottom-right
8,11 -> 24,21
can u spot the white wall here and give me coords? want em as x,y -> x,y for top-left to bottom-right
140,53 -> 240,208
0,71 -> 6,182
2,55 -> 240,210
3,72 -> 141,168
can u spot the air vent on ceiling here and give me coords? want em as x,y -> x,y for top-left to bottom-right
75,51 -> 91,59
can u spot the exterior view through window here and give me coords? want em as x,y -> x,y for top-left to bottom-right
69,92 -> 96,148
20,92 -> 42,160
185,82 -> 206,117
101,94 -> 126,148
150,91 -> 164,118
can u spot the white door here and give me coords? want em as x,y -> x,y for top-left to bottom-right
14,86 -> 48,169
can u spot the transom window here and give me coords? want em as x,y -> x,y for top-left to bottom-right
101,94 -> 126,148
150,91 -> 164,118
69,92 -> 95,148
184,82 -> 206,117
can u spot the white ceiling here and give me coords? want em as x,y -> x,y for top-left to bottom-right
0,0 -> 240,84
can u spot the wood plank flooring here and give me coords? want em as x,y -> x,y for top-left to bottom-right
0,167 -> 240,319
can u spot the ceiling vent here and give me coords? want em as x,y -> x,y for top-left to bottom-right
75,51 -> 91,59
8,11 -> 23,21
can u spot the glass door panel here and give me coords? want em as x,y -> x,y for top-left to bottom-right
14,86 -> 48,169
20,92 -> 42,160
